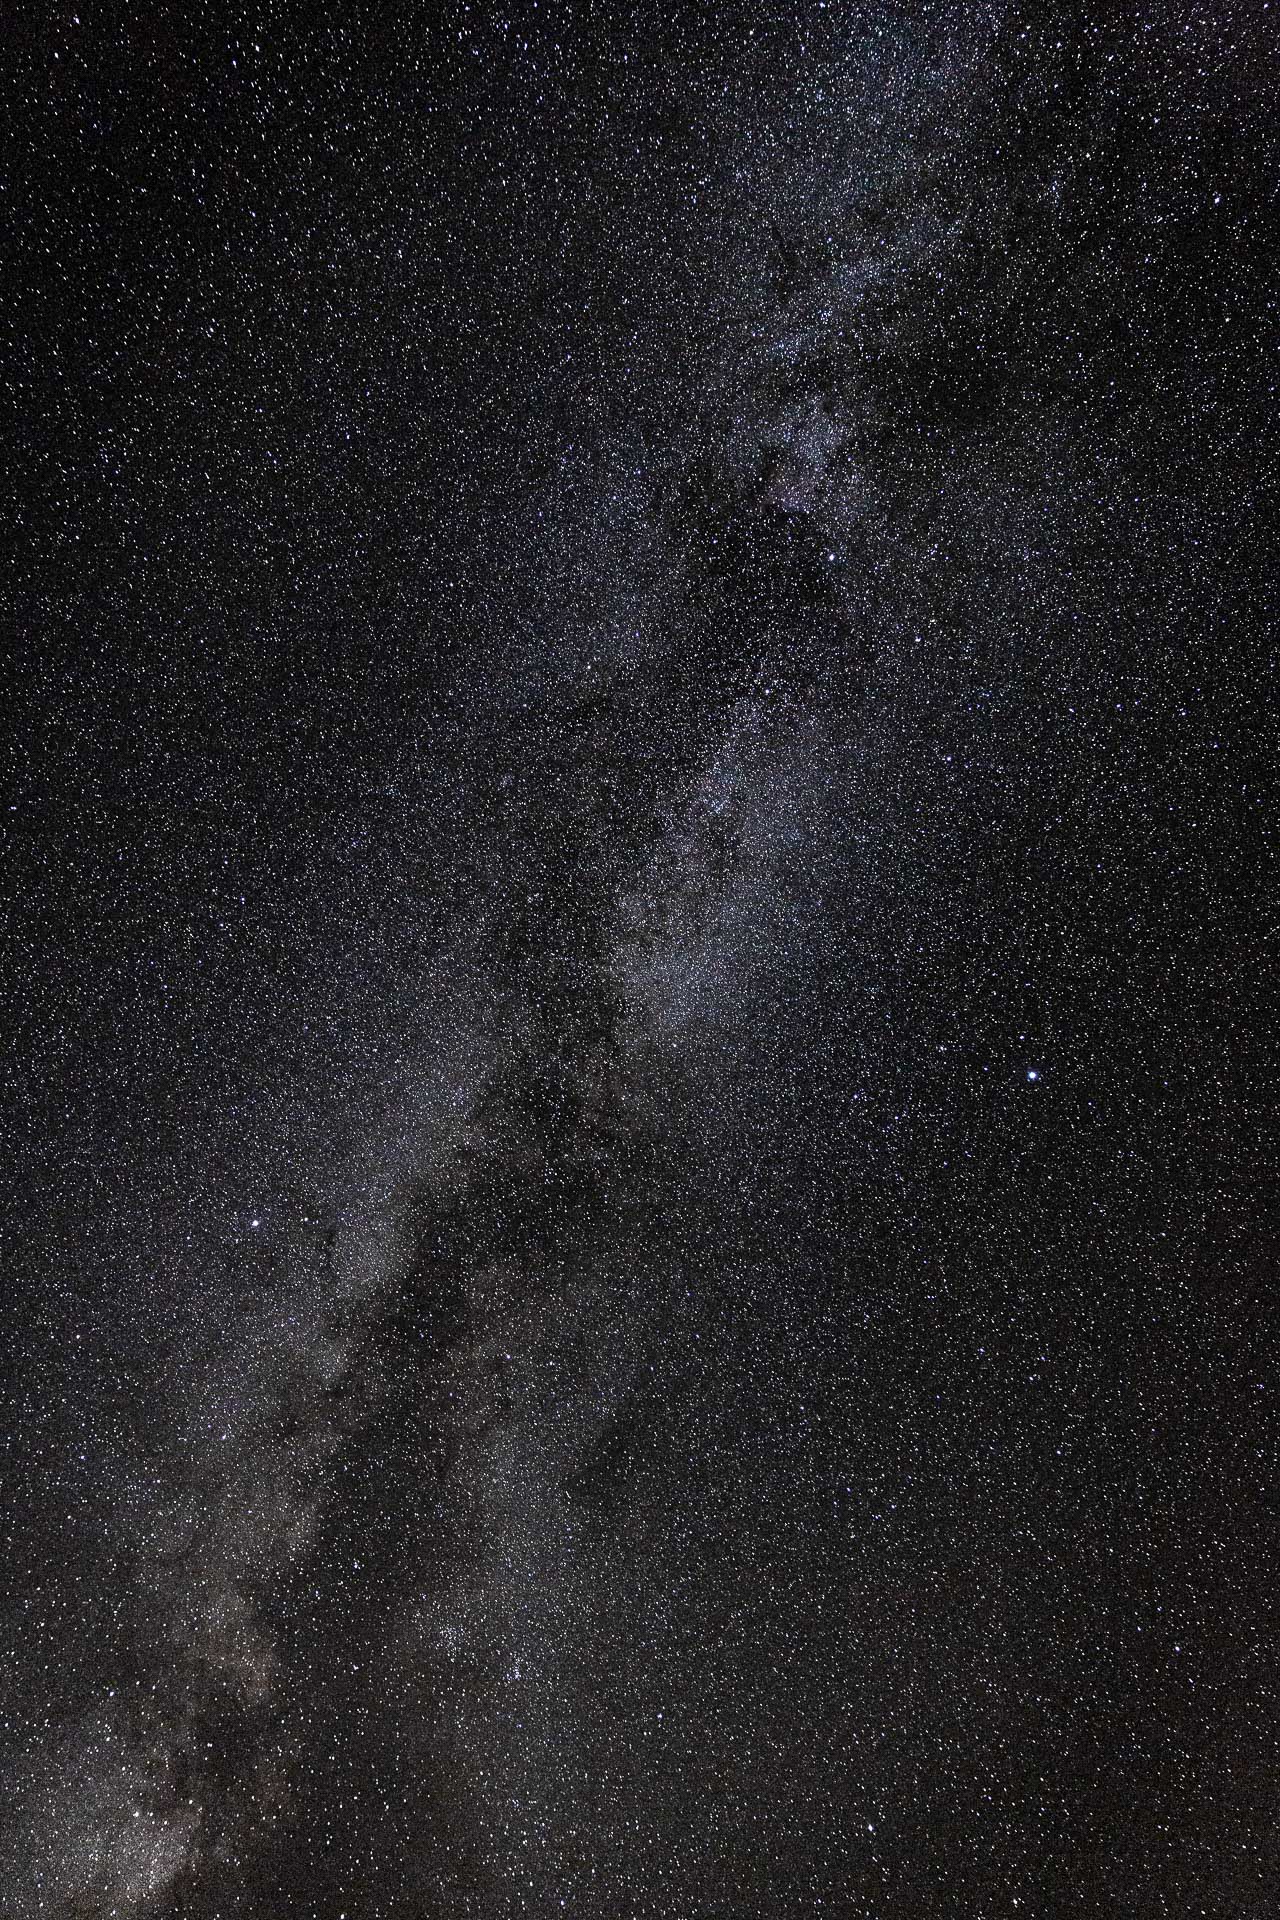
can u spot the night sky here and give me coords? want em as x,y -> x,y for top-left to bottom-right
3,4 -> 1278,1915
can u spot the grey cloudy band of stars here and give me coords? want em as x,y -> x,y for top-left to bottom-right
2,3 -> 1277,1917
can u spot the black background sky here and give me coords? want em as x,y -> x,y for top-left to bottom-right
3,3 -> 1279,1915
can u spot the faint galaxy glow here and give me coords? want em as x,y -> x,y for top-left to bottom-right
3,5 -> 1276,1916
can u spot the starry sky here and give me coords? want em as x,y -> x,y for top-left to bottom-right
3,3 -> 1278,1915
